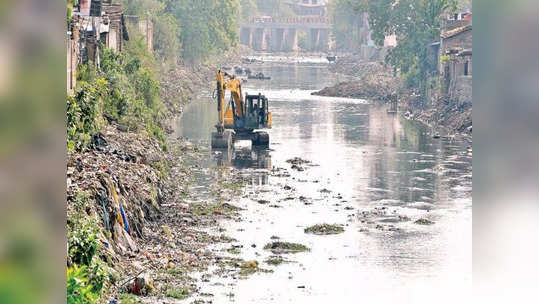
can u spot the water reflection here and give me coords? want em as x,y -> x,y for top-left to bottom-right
214,147 -> 271,170
213,147 -> 272,185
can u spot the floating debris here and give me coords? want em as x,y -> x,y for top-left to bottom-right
414,218 -> 435,225
304,224 -> 345,235
263,241 -> 310,254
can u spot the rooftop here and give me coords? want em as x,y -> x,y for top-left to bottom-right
441,24 -> 472,39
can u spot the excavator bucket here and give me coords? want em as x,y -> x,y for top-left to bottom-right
211,130 -> 233,149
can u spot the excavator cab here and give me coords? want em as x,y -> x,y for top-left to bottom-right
243,94 -> 272,130
211,70 -> 271,150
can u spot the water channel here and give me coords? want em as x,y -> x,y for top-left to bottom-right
175,55 -> 472,303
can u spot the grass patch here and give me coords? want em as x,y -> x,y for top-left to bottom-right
263,241 -> 310,254
265,256 -> 286,266
166,267 -> 185,276
151,160 -> 170,180
166,287 -> 190,300
304,224 -> 345,235
191,202 -> 241,216
118,293 -> 141,304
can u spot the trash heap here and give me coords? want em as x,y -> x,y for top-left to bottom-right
67,124 -> 166,257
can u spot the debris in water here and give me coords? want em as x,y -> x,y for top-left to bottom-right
263,241 -> 310,254
304,224 -> 345,235
414,218 -> 435,225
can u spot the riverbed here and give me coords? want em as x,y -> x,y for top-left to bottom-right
174,55 -> 472,303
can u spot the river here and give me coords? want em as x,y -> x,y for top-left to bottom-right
174,55 -> 472,303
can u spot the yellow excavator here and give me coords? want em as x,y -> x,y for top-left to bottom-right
211,70 -> 272,149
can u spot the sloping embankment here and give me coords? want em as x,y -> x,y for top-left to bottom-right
313,55 -> 471,136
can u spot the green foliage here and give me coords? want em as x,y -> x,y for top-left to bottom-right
68,215 -> 99,266
68,38 -> 168,152
67,0 -> 78,26
331,0 -> 370,51
118,293 -> 142,304
240,0 -> 258,22
331,0 -> 458,99
171,0 -> 240,63
255,0 -> 294,17
166,288 -> 190,300
120,0 -> 242,64
66,192 -> 108,303
151,159 -> 170,179
67,78 -> 106,152
67,266 -> 99,304
366,0 -> 458,93
153,12 -> 182,66
440,54 -> 451,65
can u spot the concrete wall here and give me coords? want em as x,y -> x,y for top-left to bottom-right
67,27 -> 79,93
455,75 -> 472,106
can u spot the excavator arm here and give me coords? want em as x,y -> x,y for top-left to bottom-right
216,70 -> 244,130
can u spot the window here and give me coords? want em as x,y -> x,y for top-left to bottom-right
464,61 -> 469,76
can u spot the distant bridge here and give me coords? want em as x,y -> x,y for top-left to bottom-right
240,16 -> 333,52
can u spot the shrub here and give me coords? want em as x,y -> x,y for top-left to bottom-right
67,41 -> 167,152
67,79 -> 106,152
67,265 -> 99,304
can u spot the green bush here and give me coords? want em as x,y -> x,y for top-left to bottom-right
68,40 -> 168,152
67,265 -> 99,304
68,216 -> 99,266
67,78 -> 106,152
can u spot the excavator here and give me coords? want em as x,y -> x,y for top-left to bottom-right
211,70 -> 272,149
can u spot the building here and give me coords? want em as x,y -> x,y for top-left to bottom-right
67,0 -> 129,93
438,15 -> 472,106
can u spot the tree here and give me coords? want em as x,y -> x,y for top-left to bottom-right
171,0 -> 240,63
331,0 -> 370,51
240,0 -> 258,22
366,0 -> 457,95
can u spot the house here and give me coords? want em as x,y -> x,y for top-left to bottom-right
438,16 -> 472,106
67,0 -> 129,93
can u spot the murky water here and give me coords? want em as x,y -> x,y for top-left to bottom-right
175,56 -> 472,302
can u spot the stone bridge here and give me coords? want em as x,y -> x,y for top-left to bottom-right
240,16 -> 333,52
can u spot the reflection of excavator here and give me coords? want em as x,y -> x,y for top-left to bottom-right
211,70 -> 272,149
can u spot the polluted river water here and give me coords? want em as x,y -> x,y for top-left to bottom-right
174,55 -> 472,303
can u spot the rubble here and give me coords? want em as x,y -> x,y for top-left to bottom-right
312,60 -> 400,101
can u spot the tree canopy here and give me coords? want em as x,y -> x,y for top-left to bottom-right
332,0 -> 458,93
120,0 -> 241,64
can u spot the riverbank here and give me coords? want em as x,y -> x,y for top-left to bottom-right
67,46 -> 261,303
312,54 -> 472,137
